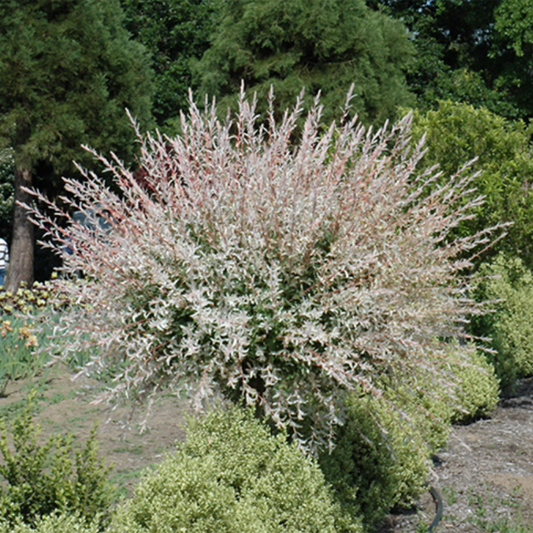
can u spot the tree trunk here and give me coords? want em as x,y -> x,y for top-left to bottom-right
4,167 -> 34,293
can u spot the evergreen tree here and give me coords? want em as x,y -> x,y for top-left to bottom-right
195,0 -> 415,124
0,151 -> 13,243
0,0 -> 153,291
120,0 -> 216,133
490,0 -> 533,118
369,0 -> 533,120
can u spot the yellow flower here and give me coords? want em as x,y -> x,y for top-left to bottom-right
25,335 -> 38,348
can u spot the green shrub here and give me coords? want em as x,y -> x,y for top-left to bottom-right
471,253 -> 533,389
110,406 -> 362,533
410,101 -> 533,267
0,513 -> 99,533
0,393 -> 114,529
319,342 -> 499,528
445,345 -> 500,424
319,390 -> 432,529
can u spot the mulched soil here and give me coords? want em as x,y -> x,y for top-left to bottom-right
378,377 -> 533,532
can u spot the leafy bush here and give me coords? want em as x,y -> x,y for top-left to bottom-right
0,513 -> 99,533
0,393 -> 114,529
383,343 -> 499,445
471,254 -> 533,389
445,344 -> 500,423
410,101 -> 533,267
319,388 -> 433,528
110,406 -> 362,533
319,342 -> 499,528
28,89 -> 490,450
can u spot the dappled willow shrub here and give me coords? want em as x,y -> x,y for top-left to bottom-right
27,88 -> 494,451
110,406 -> 362,533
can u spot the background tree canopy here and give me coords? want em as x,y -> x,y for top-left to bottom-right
410,101 -> 533,267
194,0 -> 416,124
3,0 -> 533,286
120,0 -> 216,133
0,150 -> 13,243
369,0 -> 533,121
0,0 -> 154,290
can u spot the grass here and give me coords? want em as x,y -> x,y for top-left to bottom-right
112,443 -> 145,455
110,465 -> 153,502
468,488 -> 532,533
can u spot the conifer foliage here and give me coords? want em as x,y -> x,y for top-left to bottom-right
196,0 -> 415,124
0,0 -> 153,291
28,90 -> 491,451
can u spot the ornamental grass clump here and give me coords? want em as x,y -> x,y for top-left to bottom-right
27,88 -> 493,451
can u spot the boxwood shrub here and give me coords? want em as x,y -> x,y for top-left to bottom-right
320,342 -> 499,528
110,406 -> 363,533
471,253 -> 533,390
0,514 -> 99,533
319,390 -> 431,529
445,345 -> 500,424
0,393 -> 114,530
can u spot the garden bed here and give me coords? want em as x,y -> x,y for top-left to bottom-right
2,368 -> 533,532
379,378 -> 533,532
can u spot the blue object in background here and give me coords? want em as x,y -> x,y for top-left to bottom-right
0,237 -> 8,289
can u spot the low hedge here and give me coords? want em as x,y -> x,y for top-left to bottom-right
445,344 -> 499,424
320,342 -> 499,528
319,389 -> 431,529
110,406 -> 363,533
0,514 -> 99,533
